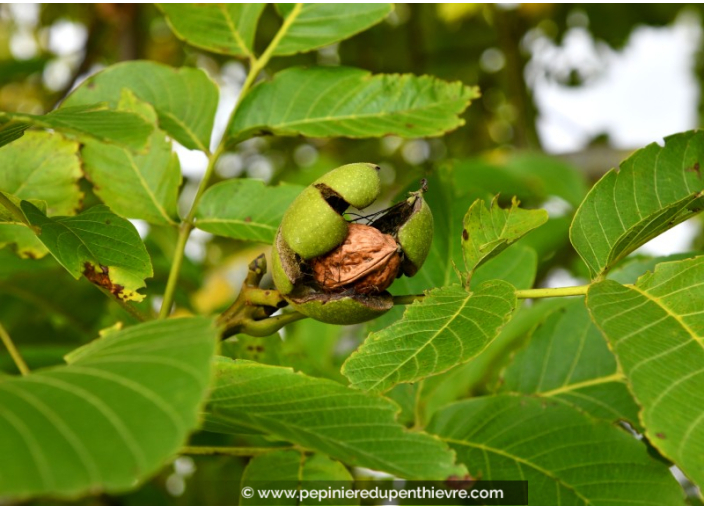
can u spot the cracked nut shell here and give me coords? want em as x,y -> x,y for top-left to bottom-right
272,163 -> 433,325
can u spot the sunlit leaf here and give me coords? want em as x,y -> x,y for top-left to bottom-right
81,91 -> 181,226
62,61 -> 218,152
342,282 -> 516,392
428,395 -> 684,505
570,130 -> 704,277
0,317 -> 218,499
587,256 -> 704,487
202,359 -> 466,480
273,4 -> 392,56
158,4 -> 265,59
0,131 -> 82,216
228,66 -> 479,145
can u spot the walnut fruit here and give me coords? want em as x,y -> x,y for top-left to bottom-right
272,163 -> 433,325
311,223 -> 401,294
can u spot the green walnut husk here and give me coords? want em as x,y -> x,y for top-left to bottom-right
272,163 -> 433,325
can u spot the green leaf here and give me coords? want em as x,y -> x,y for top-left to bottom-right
609,252 -> 699,285
157,4 -> 265,59
195,179 -> 304,243
471,244 -> 538,290
62,61 -> 218,152
240,450 -> 354,505
342,281 -> 517,392
453,154 -> 588,208
0,131 -> 82,216
81,91 -> 181,226
0,104 -> 153,151
570,130 -> 704,277
202,359 -> 466,480
0,317 -> 218,499
228,66 -> 479,145
462,196 -> 548,280
501,300 -> 640,426
0,224 -> 48,259
587,256 -> 704,488
273,4 -> 392,56
428,395 -> 684,505
0,192 -> 45,224
21,203 -> 153,302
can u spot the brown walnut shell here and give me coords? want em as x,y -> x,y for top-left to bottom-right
311,223 -> 401,294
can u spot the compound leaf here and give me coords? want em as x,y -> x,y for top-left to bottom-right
0,317 -> 218,499
587,256 -> 704,488
202,359 -> 466,480
462,196 -> 548,279
21,203 -> 153,302
273,4 -> 392,56
342,281 -> 517,393
428,395 -> 684,505
158,4 -> 265,59
570,130 -> 704,277
227,66 -> 479,146
195,179 -> 304,243
62,61 -> 218,152
501,300 -> 640,426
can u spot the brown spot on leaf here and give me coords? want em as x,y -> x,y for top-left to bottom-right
83,262 -> 125,299
446,474 -> 475,490
687,162 -> 701,178
462,229 -> 469,240
86,81 -> 95,89
245,216 -> 252,223
656,432 -> 666,439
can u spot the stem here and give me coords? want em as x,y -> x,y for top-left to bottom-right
0,322 -> 30,375
180,446 -> 292,457
158,6 -> 303,319
238,312 -> 306,337
240,3 -> 303,100
514,285 -> 589,299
